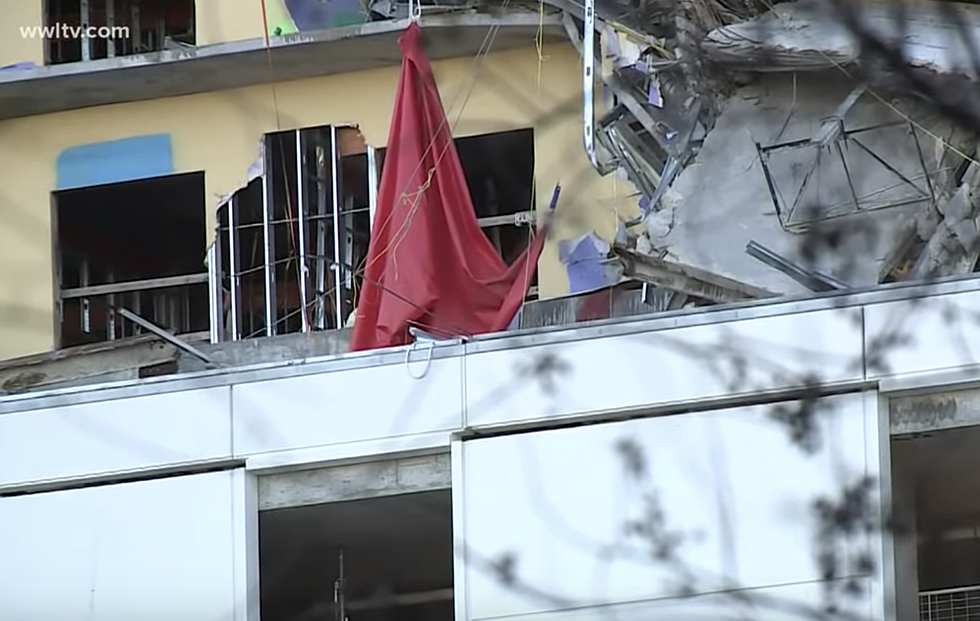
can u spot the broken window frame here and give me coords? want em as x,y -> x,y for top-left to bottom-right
52,173 -> 210,350
210,125 -> 381,343
756,119 -> 938,233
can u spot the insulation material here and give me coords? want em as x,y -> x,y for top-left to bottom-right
350,23 -> 545,351
557,232 -> 624,295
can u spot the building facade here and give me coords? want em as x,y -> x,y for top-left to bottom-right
1,1 -> 980,621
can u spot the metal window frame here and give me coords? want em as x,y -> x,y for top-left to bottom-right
210,125 -> 381,342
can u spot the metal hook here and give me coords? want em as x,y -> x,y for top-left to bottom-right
405,339 -> 434,379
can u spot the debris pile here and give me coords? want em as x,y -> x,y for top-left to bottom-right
563,0 -> 980,302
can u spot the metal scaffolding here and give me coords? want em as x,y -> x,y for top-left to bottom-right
209,125 -> 380,343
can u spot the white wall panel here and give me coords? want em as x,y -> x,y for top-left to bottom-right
232,357 -> 462,457
0,470 -> 253,621
467,580 -> 873,621
463,308 -> 865,428
0,387 -> 232,488
865,290 -> 980,380
459,393 -> 883,620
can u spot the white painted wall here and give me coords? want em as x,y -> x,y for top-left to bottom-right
456,392 -> 886,621
0,280 -> 978,490
0,469 -> 258,621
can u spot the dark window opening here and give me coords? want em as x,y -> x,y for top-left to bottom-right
53,172 -> 208,348
259,489 -> 453,621
45,0 -> 196,65
455,128 -> 539,297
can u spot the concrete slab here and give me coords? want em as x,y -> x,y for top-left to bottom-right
0,13 -> 565,120
257,453 -> 451,510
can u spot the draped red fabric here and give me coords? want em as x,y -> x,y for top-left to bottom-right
350,22 -> 545,351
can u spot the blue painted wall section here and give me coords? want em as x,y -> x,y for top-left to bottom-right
56,134 -> 175,190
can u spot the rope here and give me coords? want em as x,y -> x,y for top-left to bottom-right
404,338 -> 435,379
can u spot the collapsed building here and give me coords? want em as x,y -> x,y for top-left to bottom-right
3,1 -> 980,621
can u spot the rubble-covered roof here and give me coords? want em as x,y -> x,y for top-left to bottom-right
703,0 -> 980,77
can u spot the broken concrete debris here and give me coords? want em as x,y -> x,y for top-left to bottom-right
571,0 -> 980,299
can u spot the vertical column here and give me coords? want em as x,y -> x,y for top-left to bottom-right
228,195 -> 242,341
329,126 -> 344,330
106,0 -> 116,57
106,268 -> 117,341
314,138 -> 329,331
80,258 -> 91,334
366,146 -> 379,233
262,136 -> 278,337
207,241 -> 223,343
296,129 -> 311,333
131,2 -> 141,54
80,0 -> 92,61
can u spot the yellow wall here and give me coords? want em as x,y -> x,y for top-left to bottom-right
0,42 -> 632,360
0,1 -> 45,67
196,0 -> 268,45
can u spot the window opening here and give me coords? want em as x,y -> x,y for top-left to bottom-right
45,0 -> 196,65
52,172 -> 208,348
259,489 -> 454,621
212,126 -> 540,342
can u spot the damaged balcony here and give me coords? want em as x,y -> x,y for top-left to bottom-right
0,9 -> 565,121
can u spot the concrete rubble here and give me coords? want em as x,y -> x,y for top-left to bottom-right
570,0 -> 980,300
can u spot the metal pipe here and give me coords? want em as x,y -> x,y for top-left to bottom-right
262,136 -> 279,337
296,129 -> 311,333
582,0 -> 597,169
207,243 -> 223,343
366,145 -> 379,232
228,196 -> 242,341
745,240 -> 850,293
329,126 -> 344,330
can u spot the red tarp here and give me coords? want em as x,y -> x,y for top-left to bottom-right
350,22 -> 546,352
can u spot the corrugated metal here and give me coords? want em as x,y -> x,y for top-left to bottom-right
517,286 -> 674,329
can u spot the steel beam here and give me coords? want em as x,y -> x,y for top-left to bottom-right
262,136 -> 278,337
296,129 -> 311,333
207,244 -> 223,343
367,145 -> 379,231
329,126 -> 344,329
62,273 -> 210,299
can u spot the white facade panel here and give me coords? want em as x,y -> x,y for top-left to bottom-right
458,392 -> 883,621
0,470 -> 253,621
463,308 -> 865,428
469,580 -> 873,621
0,387 -> 232,488
865,289 -> 980,380
232,357 -> 462,457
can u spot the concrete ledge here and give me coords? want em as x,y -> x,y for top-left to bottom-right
257,453 -> 451,510
0,13 -> 566,120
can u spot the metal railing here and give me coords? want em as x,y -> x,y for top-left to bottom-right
921,586 -> 980,621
